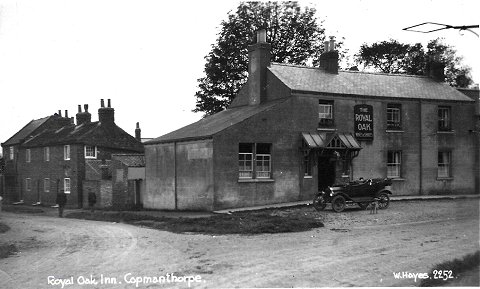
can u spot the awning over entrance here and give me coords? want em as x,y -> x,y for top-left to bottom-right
302,132 -> 362,150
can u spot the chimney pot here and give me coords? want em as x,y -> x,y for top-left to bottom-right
135,122 -> 141,142
65,110 -> 68,118
78,105 -> 82,113
58,110 -> 62,117
257,29 -> 267,43
329,36 -> 335,52
84,104 -> 88,112
324,41 -> 330,53
101,99 -> 105,108
108,99 -> 111,108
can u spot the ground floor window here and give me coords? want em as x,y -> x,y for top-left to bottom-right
304,155 -> 312,177
438,151 -> 451,178
44,178 -> 50,192
239,143 -> 271,179
25,178 -> 31,191
64,178 -> 71,194
387,151 -> 402,178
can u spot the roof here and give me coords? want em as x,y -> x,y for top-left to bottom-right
112,154 -> 145,167
23,121 -> 143,152
302,132 -> 361,150
457,88 -> 479,101
2,116 -> 51,146
269,63 -> 474,102
146,99 -> 287,144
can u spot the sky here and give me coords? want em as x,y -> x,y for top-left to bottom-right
0,0 -> 478,150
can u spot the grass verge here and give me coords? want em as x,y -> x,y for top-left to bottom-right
66,209 -> 324,235
420,251 -> 479,287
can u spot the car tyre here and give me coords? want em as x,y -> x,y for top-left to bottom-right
378,192 -> 390,209
313,194 -> 327,211
331,195 -> 346,213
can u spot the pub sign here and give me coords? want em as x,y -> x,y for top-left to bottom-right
354,104 -> 373,140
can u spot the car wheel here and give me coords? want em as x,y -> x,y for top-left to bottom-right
331,195 -> 346,213
378,193 -> 390,209
358,202 -> 369,210
313,195 -> 327,211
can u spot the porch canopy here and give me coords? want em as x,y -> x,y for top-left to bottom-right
302,132 -> 362,150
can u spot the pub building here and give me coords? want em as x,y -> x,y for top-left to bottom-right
144,30 -> 479,211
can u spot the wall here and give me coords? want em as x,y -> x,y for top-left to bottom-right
144,143 -> 176,209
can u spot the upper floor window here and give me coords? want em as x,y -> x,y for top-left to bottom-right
9,146 -> 14,160
438,151 -> 451,178
387,104 -> 402,130
44,147 -> 50,162
318,100 -> 334,127
64,178 -> 71,194
26,149 -> 31,163
239,143 -> 272,179
64,145 -> 70,160
387,151 -> 402,178
438,106 -> 451,131
85,145 -> 97,159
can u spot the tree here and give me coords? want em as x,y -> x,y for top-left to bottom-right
355,38 -> 472,87
194,2 -> 331,115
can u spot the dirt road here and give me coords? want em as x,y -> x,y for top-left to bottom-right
1,199 -> 479,288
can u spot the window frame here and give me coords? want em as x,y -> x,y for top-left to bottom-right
238,143 -> 272,179
387,150 -> 402,178
304,155 -> 312,177
438,151 -> 452,178
44,178 -> 50,192
84,145 -> 97,159
64,178 -> 71,194
318,100 -> 334,127
64,145 -> 71,160
44,147 -> 50,162
26,178 -> 31,191
438,106 -> 452,132
386,103 -> 402,130
9,146 -> 14,160
26,149 -> 31,163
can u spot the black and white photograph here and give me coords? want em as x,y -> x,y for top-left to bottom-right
0,0 -> 479,288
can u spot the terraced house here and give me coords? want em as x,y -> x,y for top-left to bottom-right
1,99 -> 143,208
145,30 -> 479,211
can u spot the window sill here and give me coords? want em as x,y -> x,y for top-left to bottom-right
437,177 -> 453,181
238,178 -> 274,183
317,128 -> 337,132
386,130 -> 404,133
437,130 -> 455,134
303,176 -> 313,179
389,178 -> 405,181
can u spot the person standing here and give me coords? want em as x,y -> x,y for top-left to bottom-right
87,189 -> 97,213
56,189 -> 67,217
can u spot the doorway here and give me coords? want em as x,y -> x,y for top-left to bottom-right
318,156 -> 336,191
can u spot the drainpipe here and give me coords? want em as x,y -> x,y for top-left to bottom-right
419,100 -> 423,195
174,142 -> 178,210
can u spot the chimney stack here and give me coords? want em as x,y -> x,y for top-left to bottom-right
247,29 -> 271,105
427,54 -> 445,82
135,122 -> 141,142
319,36 -> 339,74
98,98 -> 115,124
76,103 -> 92,126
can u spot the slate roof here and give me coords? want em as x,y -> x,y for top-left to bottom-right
269,63 -> 474,102
23,121 -> 143,152
2,116 -> 51,146
112,154 -> 145,167
146,99 -> 288,145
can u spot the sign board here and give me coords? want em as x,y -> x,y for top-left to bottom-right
354,104 -> 374,140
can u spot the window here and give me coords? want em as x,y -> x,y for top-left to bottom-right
64,145 -> 70,160
9,146 -> 14,160
44,147 -> 50,162
387,151 -> 402,178
438,106 -> 451,131
239,143 -> 272,179
44,178 -> 50,192
64,178 -> 71,194
84,145 -> 97,159
318,100 -> 334,127
26,149 -> 31,163
387,104 -> 402,130
26,178 -> 31,191
304,155 -> 312,177
438,151 -> 451,178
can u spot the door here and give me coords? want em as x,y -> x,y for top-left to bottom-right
318,156 -> 336,191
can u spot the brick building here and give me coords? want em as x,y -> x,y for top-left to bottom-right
144,30 -> 478,211
1,99 -> 144,208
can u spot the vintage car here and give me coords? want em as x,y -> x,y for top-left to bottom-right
313,178 -> 393,212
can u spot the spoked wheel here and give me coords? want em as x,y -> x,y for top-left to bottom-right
313,194 -> 327,211
378,193 -> 390,209
331,195 -> 346,213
